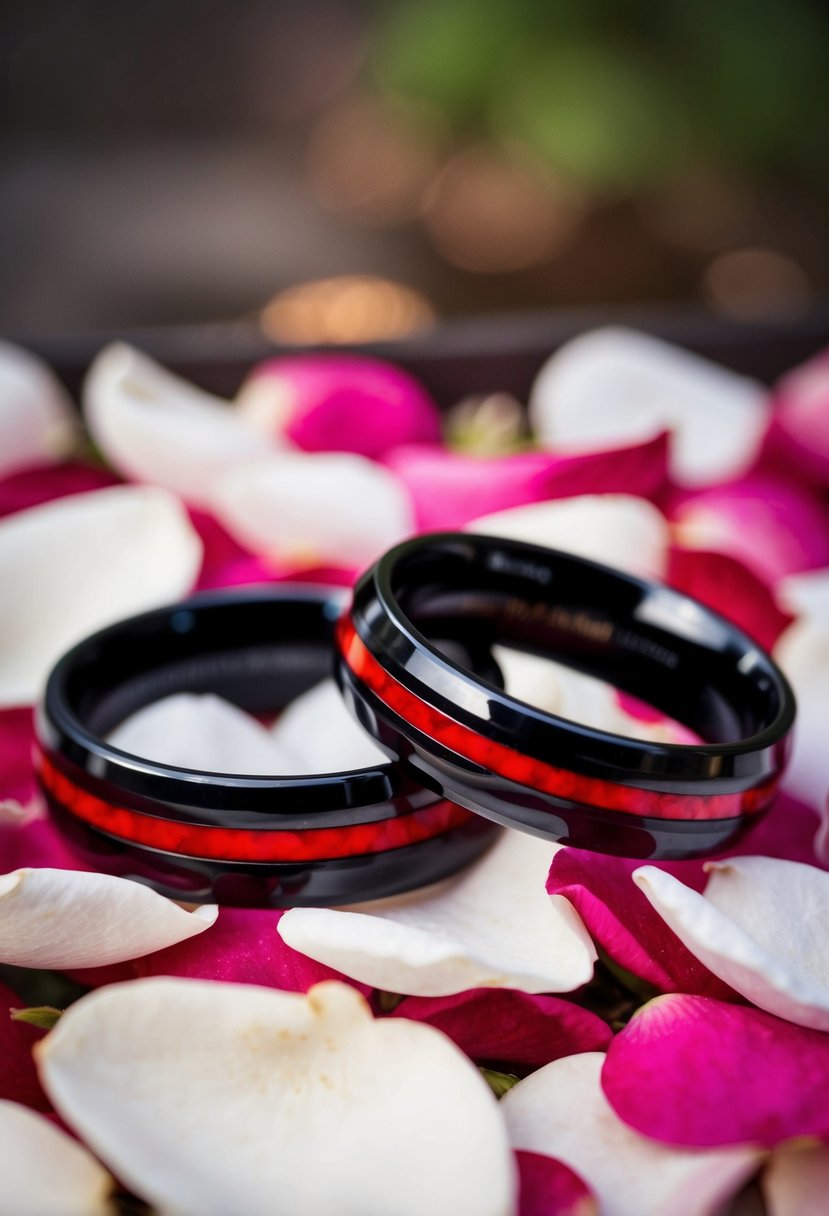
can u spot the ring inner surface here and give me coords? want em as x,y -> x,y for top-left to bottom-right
390,545 -> 783,746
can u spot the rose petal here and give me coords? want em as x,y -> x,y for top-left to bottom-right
495,648 -> 694,743
467,494 -> 668,580
0,813 -> 88,874
272,679 -> 389,772
762,1141 -> 829,1216
670,474 -> 829,585
0,1100 -> 115,1216
529,327 -> 770,488
279,831 -> 596,997
188,506 -> 281,590
733,790 -> 824,869
39,978 -> 516,1216
386,434 -> 668,532
0,341 -> 78,480
83,344 -> 268,505
238,355 -> 441,458
634,857 -> 829,1031
0,868 -> 217,968
0,980 -> 49,1110
0,461 -> 119,521
503,1052 -> 759,1216
0,484 -> 202,707
390,989 -> 611,1069
602,994 -> 829,1147
771,345 -> 829,486
547,849 -> 733,998
668,547 -> 792,650
210,452 -> 414,570
134,906 -> 369,995
515,1151 -> 597,1216
0,707 -> 36,808
108,693 -> 298,775
775,567 -> 829,622
774,617 -> 829,809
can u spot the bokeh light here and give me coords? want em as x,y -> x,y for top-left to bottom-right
261,275 -> 436,344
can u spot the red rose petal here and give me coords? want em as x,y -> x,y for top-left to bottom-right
547,849 -> 733,998
0,980 -> 49,1111
0,462 -> 119,522
516,1151 -> 597,1216
667,547 -> 792,650
133,906 -> 369,994
390,989 -> 611,1069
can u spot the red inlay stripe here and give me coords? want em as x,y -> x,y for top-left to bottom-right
36,751 -> 473,862
337,616 -> 777,821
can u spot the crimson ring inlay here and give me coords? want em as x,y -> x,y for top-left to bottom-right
35,587 -> 496,906
334,533 -> 795,860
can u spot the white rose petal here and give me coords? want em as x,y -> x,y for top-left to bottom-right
635,858 -> 829,1031
83,344 -> 268,504
467,494 -> 668,580
0,1100 -> 114,1216
763,1141 -> 829,1216
109,692 -> 298,775
0,485 -> 202,706
776,568 -> 829,622
502,1053 -> 760,1216
528,327 -> 769,487
0,341 -> 78,479
279,831 -> 595,997
272,679 -> 389,772
0,868 -> 217,968
495,647 -> 688,743
39,978 -> 516,1216
210,452 -> 414,569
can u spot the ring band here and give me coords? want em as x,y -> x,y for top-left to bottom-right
335,533 -> 795,859
35,588 -> 497,906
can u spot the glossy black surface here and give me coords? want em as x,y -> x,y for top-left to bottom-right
337,534 -> 796,857
349,533 -> 795,790
339,665 -> 757,860
38,587 -> 498,904
45,799 -> 497,908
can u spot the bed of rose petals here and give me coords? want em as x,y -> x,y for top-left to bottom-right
2,328 -> 829,1216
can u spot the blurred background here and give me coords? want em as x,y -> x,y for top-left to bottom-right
2,0 -> 828,343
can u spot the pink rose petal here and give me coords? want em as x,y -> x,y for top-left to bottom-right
386,433 -> 668,531
635,856 -> 829,1032
770,346 -> 829,486
0,708 -> 36,806
504,1052 -> 760,1216
389,990 -> 611,1069
670,474 -> 829,585
667,547 -> 792,650
603,993 -> 829,1147
0,462 -> 119,522
0,980 -> 49,1110
547,849 -> 733,998
762,1141 -> 829,1216
133,906 -> 369,994
188,508 -> 280,590
516,1151 -> 597,1216
238,355 -> 441,459
737,790 -> 824,869
0,814 -> 89,874
548,789 -> 825,1000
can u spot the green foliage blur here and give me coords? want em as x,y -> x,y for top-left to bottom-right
370,0 -> 829,195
